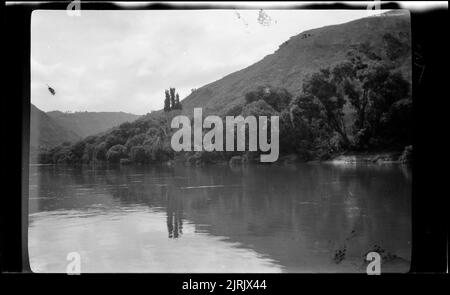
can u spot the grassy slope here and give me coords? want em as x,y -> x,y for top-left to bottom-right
180,12 -> 411,116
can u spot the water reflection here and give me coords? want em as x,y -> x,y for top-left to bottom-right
165,187 -> 184,239
29,163 -> 411,273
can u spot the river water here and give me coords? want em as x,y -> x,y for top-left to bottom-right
28,163 -> 411,273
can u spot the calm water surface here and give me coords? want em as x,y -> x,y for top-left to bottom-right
28,163 -> 411,273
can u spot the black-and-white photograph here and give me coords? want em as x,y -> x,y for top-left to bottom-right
3,0 -> 450,291
26,6 -> 416,274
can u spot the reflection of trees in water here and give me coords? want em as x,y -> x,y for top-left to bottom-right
309,164 -> 412,266
102,167 -> 186,239
173,164 -> 412,271
98,163 -> 410,265
163,186 -> 184,238
102,166 -> 187,239
167,210 -> 183,238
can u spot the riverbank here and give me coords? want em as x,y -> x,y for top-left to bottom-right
30,145 -> 413,167
326,145 -> 412,165
326,152 -> 403,165
224,145 -> 412,166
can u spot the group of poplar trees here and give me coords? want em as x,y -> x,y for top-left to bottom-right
164,87 -> 182,111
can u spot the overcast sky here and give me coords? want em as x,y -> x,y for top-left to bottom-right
31,9 -> 384,115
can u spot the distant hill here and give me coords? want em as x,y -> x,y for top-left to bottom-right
181,11 -> 411,115
30,104 -> 81,162
30,104 -> 81,148
46,110 -> 141,138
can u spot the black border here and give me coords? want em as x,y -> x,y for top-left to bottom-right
2,0 -> 448,289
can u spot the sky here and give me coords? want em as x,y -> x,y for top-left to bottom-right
31,9 -> 386,115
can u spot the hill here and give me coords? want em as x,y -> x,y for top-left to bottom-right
181,11 -> 411,115
30,104 -> 81,162
46,110 -> 141,138
30,104 -> 81,148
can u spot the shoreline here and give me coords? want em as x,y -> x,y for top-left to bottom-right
323,151 -> 409,165
29,150 -> 412,167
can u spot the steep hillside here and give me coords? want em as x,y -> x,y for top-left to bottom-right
181,11 -> 411,115
46,110 -> 141,138
30,104 -> 81,162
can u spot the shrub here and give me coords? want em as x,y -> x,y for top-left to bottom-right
244,85 -> 292,112
125,134 -> 146,150
130,145 -> 146,163
106,144 -> 128,163
95,142 -> 108,161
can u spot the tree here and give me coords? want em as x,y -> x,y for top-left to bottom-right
164,87 -> 182,111
302,69 -> 350,146
241,99 -> 278,117
95,142 -> 108,161
164,89 -> 171,112
331,41 -> 410,147
169,87 -> 176,110
105,134 -> 124,150
130,145 -> 146,163
244,85 -> 292,112
382,33 -> 410,61
51,145 -> 75,164
125,134 -> 146,150
174,93 -> 182,110
289,93 -> 337,159
290,93 -> 322,125
81,143 -> 96,163
143,133 -> 172,162
106,144 -> 127,163
71,140 -> 86,160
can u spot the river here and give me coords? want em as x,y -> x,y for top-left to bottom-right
28,162 -> 411,273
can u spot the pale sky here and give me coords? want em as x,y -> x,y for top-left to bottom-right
31,9 -> 385,115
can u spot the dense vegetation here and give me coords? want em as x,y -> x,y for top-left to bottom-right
30,104 -> 140,163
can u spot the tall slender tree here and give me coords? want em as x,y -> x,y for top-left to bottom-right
169,88 -> 176,110
174,93 -> 182,110
164,89 -> 171,112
